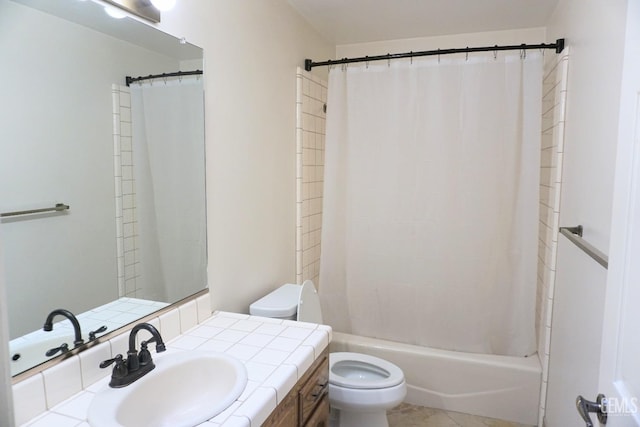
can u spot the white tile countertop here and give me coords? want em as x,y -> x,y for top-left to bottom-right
15,310 -> 332,427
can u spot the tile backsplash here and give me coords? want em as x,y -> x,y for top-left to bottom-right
296,69 -> 327,286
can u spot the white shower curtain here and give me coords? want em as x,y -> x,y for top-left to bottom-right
319,52 -> 542,356
131,78 -> 206,303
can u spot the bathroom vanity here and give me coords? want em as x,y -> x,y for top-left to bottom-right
263,347 -> 329,427
12,296 -> 332,427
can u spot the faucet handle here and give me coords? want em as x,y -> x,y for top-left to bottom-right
100,354 -> 128,377
45,343 -> 69,357
100,354 -> 123,368
89,325 -> 108,341
100,354 -> 124,369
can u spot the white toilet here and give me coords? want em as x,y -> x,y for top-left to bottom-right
250,280 -> 406,427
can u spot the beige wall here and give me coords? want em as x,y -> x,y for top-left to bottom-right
155,1 -> 334,313
546,0 -> 626,248
336,27 -> 546,57
543,0 -> 628,426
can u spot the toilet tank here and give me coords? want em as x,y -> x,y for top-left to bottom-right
249,284 -> 301,320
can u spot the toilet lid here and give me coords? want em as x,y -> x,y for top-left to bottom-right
297,280 -> 323,323
329,352 -> 405,390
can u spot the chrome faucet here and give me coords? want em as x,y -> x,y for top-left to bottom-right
100,322 -> 166,388
43,309 -> 84,347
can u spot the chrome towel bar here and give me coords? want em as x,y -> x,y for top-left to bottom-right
1,203 -> 70,218
559,225 -> 608,269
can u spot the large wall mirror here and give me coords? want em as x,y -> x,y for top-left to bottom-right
0,0 -> 206,376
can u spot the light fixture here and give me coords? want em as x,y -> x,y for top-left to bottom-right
150,0 -> 176,11
104,4 -> 127,19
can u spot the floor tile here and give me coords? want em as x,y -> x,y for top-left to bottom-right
387,403 -> 534,427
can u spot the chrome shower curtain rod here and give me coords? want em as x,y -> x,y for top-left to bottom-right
125,69 -> 203,86
304,38 -> 565,71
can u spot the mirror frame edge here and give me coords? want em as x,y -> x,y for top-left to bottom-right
0,242 -> 16,427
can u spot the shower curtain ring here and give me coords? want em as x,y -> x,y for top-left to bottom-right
410,52 -> 413,65
465,49 -> 469,61
437,48 -> 440,64
493,46 -> 498,60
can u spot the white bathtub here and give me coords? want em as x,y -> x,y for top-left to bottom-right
329,332 -> 541,426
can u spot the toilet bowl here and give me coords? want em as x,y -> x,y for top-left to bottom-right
249,280 -> 406,427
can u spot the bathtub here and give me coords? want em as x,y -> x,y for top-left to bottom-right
329,332 -> 541,425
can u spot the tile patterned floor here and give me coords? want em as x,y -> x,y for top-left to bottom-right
387,403 -> 534,427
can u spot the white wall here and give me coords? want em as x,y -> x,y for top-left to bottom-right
543,1 -> 628,426
336,27 -> 546,58
155,0 -> 334,313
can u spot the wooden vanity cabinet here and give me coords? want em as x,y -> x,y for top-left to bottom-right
263,348 -> 330,427
301,394 -> 329,427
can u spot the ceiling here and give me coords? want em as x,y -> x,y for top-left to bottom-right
288,0 -> 560,45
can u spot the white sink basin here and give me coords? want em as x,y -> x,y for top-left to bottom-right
88,350 -> 248,427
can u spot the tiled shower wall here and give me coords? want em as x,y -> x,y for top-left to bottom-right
112,84 -> 140,298
295,68 -> 327,286
535,50 -> 569,426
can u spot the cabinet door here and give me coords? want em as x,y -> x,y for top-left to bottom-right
299,357 -> 329,425
263,391 -> 297,427
304,394 -> 330,427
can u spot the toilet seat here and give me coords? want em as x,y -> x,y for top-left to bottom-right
329,352 -> 405,390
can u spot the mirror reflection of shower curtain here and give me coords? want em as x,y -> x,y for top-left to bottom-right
320,53 -> 542,357
130,78 -> 206,303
